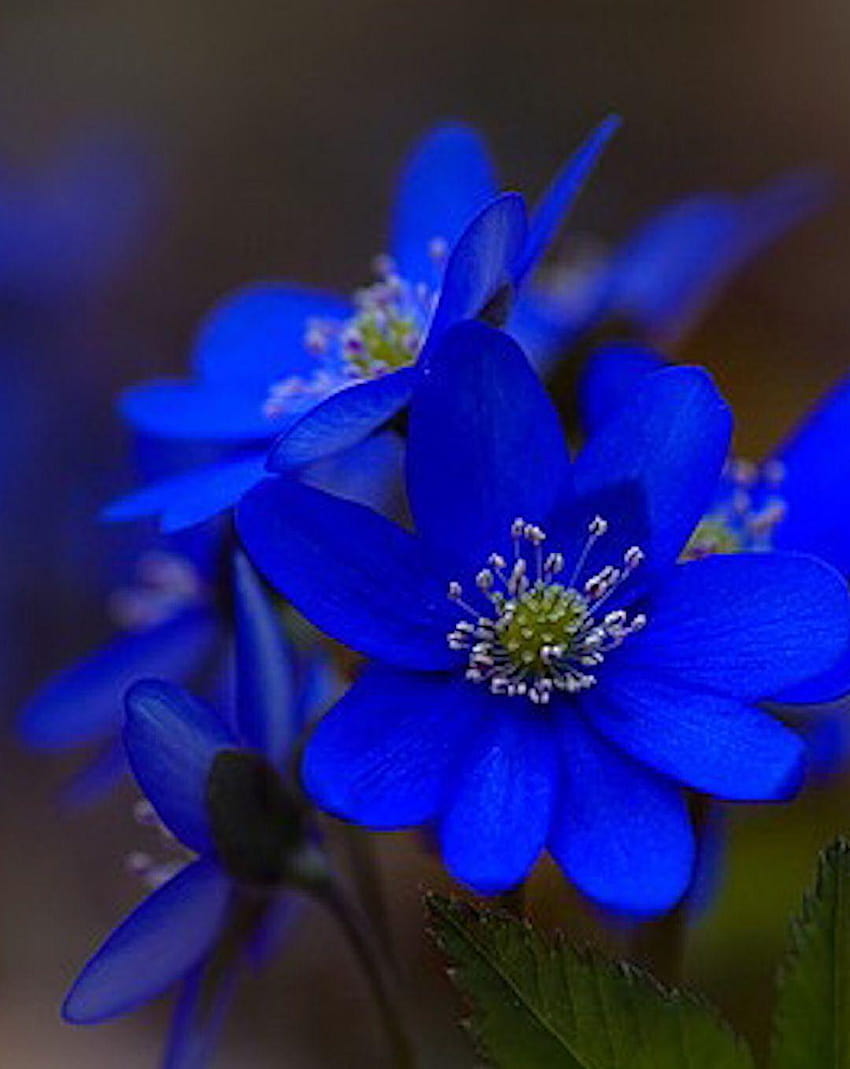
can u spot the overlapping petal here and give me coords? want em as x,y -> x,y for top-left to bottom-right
440,707 -> 556,893
267,368 -> 415,472
104,453 -> 269,532
427,193 -> 528,339
579,342 -> 666,436
302,667 -> 482,827
615,552 -> 850,699
516,115 -> 620,282
20,608 -> 217,749
773,373 -> 850,574
550,713 -> 693,915
119,380 -> 285,441
232,550 -> 297,764
63,859 -> 231,1024
237,478 -> 458,668
408,321 -> 568,568
584,675 -> 805,801
193,283 -> 350,388
391,122 -> 498,287
553,366 -> 732,574
124,679 -> 236,852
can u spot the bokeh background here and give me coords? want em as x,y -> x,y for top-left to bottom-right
5,2 -> 850,1064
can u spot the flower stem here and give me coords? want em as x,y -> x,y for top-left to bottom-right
627,796 -> 711,986
341,824 -> 397,969
317,881 -> 417,1068
498,885 -> 526,918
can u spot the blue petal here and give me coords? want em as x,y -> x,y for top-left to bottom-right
601,171 -> 827,346
193,283 -> 350,389
776,642 -> 850,705
124,679 -> 236,852
408,321 -> 568,568
516,115 -> 620,283
302,428 -> 404,514
20,608 -> 218,750
555,366 -> 731,573
427,193 -> 528,340
302,667 -> 481,827
63,859 -> 231,1024
616,552 -> 850,699
60,741 -> 128,809
294,651 -> 342,730
440,705 -> 556,893
164,955 -> 239,1069
584,676 -> 805,801
579,342 -> 667,436
391,122 -> 498,286
267,369 -> 415,471
774,373 -> 850,573
237,478 -> 457,669
232,549 -> 297,764
549,713 -> 693,916
119,380 -> 288,440
104,453 -> 269,532
796,703 -> 850,780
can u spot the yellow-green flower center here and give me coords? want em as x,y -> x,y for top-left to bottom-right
447,517 -> 647,705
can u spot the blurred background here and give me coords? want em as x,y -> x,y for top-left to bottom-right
5,1 -> 850,1064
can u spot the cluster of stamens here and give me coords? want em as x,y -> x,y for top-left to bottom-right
683,458 -> 787,560
108,551 -> 206,631
125,799 -> 192,889
263,242 -> 447,420
447,516 -> 647,704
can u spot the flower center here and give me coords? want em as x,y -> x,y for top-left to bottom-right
447,517 -> 647,704
682,458 -> 786,561
263,243 -> 446,420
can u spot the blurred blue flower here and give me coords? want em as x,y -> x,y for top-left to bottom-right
20,544 -> 222,805
236,320 -> 850,915
520,170 -> 828,362
107,117 -> 618,532
0,129 -> 159,301
63,552 -> 328,1066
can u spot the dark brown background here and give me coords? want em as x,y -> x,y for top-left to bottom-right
5,1 -> 850,1064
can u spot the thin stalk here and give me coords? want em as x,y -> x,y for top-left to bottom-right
627,796 -> 711,986
317,882 -> 417,1069
341,824 -> 398,969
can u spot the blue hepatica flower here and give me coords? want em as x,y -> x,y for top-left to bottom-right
583,345 -> 850,700
236,320 -> 850,915
20,544 -> 220,806
519,170 -> 829,362
64,552 -> 325,1066
582,344 -> 850,771
107,117 -> 618,532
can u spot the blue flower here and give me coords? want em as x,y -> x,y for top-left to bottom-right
108,118 -> 618,532
20,545 -> 221,806
236,320 -> 850,915
63,552 -> 325,1065
582,345 -> 850,707
517,170 -> 828,365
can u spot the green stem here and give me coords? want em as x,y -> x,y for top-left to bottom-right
318,882 -> 417,1069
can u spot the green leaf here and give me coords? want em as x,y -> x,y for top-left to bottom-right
427,893 -> 753,1069
772,837 -> 850,1069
